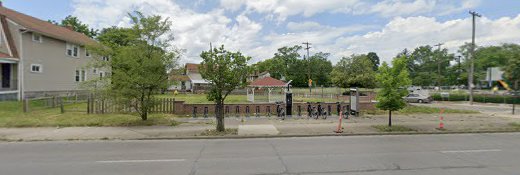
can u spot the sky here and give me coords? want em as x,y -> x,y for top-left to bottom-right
5,0 -> 520,64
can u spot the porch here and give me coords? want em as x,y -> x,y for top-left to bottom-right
0,61 -> 18,100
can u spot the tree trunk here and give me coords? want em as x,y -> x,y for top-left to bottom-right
388,110 -> 392,127
216,100 -> 225,132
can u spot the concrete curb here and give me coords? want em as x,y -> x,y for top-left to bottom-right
2,129 -> 520,142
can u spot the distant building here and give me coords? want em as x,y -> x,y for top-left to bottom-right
247,71 -> 270,82
0,4 -> 103,100
169,63 -> 209,92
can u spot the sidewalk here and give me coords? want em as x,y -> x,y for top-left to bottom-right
1,113 -> 519,141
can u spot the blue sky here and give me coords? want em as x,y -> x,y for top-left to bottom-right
5,0 -> 520,64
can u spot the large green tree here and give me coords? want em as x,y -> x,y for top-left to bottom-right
376,56 -> 411,127
367,52 -> 380,71
50,15 -> 98,38
402,45 -> 453,86
331,54 -> 376,88
309,52 -> 333,86
199,45 -> 251,132
106,12 -> 177,120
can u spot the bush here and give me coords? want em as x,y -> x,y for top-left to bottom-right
432,93 -> 520,104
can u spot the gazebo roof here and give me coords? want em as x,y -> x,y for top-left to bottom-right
249,77 -> 287,87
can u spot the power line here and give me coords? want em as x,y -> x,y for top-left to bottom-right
469,11 -> 481,105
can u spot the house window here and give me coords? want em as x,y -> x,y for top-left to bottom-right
32,33 -> 42,43
93,68 -> 97,74
99,71 -> 104,79
66,43 -> 79,58
85,49 -> 91,57
30,64 -> 42,73
81,70 -> 86,82
75,70 -> 80,82
102,56 -> 110,62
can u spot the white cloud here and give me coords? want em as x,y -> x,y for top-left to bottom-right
72,0 -> 263,64
367,0 -> 437,17
70,0 -> 519,67
336,14 -> 520,64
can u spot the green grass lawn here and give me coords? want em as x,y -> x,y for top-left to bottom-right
0,101 -> 179,128
372,125 -> 416,132
366,105 -> 479,115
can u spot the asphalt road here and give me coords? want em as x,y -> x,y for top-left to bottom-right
1,133 -> 520,175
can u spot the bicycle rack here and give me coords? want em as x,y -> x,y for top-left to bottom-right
266,106 -> 271,117
235,106 -> 240,118
225,106 -> 230,117
245,106 -> 250,118
203,107 -> 208,118
192,106 -> 197,118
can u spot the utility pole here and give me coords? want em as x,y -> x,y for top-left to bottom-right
457,55 -> 462,85
302,42 -> 312,94
434,43 -> 444,89
469,11 -> 481,105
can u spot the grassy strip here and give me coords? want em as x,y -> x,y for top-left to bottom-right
366,105 -> 478,115
0,101 -> 180,127
198,128 -> 238,136
372,125 -> 416,132
509,122 -> 520,129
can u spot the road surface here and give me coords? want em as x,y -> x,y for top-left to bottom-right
1,133 -> 520,175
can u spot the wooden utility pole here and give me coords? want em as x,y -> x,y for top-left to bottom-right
434,43 -> 444,88
302,42 -> 312,94
468,11 -> 481,105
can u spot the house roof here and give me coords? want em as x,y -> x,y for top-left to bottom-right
0,52 -> 11,58
170,75 -> 190,81
0,6 -> 96,46
188,73 -> 209,84
249,77 -> 287,87
185,63 -> 199,73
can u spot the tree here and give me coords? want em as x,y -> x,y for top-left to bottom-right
308,52 -> 333,86
367,52 -> 380,71
402,45 -> 453,86
376,56 -> 411,127
106,12 -> 177,120
199,45 -> 250,132
331,54 -> 376,88
50,15 -> 98,38
255,45 -> 301,80
502,50 -> 520,90
97,27 -> 137,50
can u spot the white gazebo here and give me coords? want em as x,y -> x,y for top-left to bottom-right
247,77 -> 288,103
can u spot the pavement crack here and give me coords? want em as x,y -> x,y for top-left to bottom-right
269,140 -> 289,174
188,141 -> 206,175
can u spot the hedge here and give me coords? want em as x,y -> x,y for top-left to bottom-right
431,93 -> 520,104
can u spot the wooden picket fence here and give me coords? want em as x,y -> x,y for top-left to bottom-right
88,97 -> 176,114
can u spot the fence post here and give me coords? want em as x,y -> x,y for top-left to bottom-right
23,98 -> 29,113
87,95 -> 91,114
52,96 -> 56,108
60,97 -> 65,114
101,99 -> 105,114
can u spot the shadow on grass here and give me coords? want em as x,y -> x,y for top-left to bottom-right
372,125 -> 416,132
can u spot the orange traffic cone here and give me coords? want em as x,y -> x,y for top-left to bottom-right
438,109 -> 445,129
334,111 -> 344,133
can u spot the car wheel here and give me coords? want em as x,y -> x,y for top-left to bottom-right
418,99 -> 424,103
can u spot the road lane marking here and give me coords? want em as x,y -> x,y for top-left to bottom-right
440,149 -> 502,153
96,159 -> 186,163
